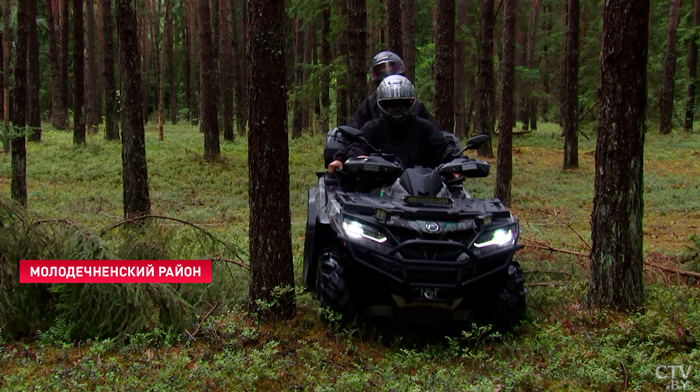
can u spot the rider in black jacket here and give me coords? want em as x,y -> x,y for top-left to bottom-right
348,51 -> 433,130
329,75 -> 458,173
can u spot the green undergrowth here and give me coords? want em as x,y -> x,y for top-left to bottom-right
1,124 -> 699,390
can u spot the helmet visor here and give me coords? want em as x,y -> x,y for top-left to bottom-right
378,99 -> 414,117
371,61 -> 405,81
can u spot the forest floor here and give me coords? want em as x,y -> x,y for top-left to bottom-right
0,122 -> 699,391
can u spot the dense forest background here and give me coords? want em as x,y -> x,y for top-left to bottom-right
0,0 -> 697,140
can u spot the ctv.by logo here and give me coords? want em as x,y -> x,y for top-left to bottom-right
656,365 -> 693,390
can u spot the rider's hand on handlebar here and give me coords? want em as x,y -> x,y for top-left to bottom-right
453,172 -> 462,179
328,160 -> 343,174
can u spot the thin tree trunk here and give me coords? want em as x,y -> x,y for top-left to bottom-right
588,0 -> 649,311
199,0 -> 220,158
476,0 -> 495,157
4,0 -> 12,153
150,0 -> 161,121
59,0 -> 69,128
558,1 -> 567,129
400,0 -> 414,81
291,18 -> 303,138
11,0 -> 28,207
168,0 -> 177,124
116,0 -> 151,219
102,0 -> 119,140
336,0 -> 349,126
369,8 -> 376,57
141,0 -> 149,121
302,22 -> 314,132
185,0 -> 193,121
27,0 -> 41,142
158,0 -> 171,141
219,0 -> 233,140
74,0 -> 86,145
386,0 -> 402,56
659,0 -> 682,134
97,0 -> 104,123
495,0 -> 516,207
188,0 -> 199,124
347,0 -> 368,108
526,0 -> 540,131
685,0 -> 700,132
239,0 -> 247,132
86,0 -> 99,131
247,0 -> 295,318
1,9 -> 4,151
434,0 -> 455,132
562,0 -> 579,169
516,32 -> 528,127
454,0 -> 468,138
540,3 -> 551,122
320,8 -> 331,132
230,0 -> 245,136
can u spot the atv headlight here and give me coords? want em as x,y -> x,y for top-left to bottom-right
471,224 -> 517,255
342,218 -> 388,243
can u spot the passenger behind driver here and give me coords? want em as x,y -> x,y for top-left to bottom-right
348,51 -> 433,131
329,75 -> 459,175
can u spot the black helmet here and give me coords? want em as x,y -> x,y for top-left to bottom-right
376,75 -> 415,124
369,51 -> 405,82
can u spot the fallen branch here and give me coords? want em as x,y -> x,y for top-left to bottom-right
192,302 -> 219,338
213,257 -> 250,270
646,262 -> 700,280
523,241 -> 588,258
525,281 -> 570,287
524,269 -> 572,276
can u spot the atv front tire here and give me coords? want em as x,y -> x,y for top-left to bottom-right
478,260 -> 526,331
317,248 -> 357,322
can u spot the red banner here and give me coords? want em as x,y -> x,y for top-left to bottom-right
19,260 -> 212,283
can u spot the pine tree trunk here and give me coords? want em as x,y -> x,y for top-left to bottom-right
320,8 -> 331,132
116,0 -> 151,219
27,0 -> 41,142
2,0 -> 8,153
230,0 -> 245,136
199,0 -> 220,158
588,0 -> 648,311
516,32 -> 528,127
291,18 -> 303,138
187,0 -> 199,124
562,0 -> 579,169
302,23 -> 314,132
558,1 -> 567,129
476,0 -> 495,157
158,0 -> 171,141
74,0 -> 86,145
219,0 -> 233,140
102,0 -> 119,140
495,0 -> 516,207
59,0 -> 70,128
540,3 -> 551,123
168,0 -> 177,124
86,0 -> 99,132
347,0 -> 368,108
433,0 -> 455,132
400,0 -> 414,82
97,0 -> 104,123
247,0 -> 295,318
659,0 -> 682,134
454,0 -> 468,138
386,0 -> 402,56
11,0 -> 28,207
239,0 -> 248,133
685,0 -> 700,132
185,0 -> 193,121
526,0 -> 540,131
336,0 -> 349,126
150,0 -> 161,121
141,0 -> 149,122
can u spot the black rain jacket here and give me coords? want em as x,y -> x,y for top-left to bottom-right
348,93 -> 433,131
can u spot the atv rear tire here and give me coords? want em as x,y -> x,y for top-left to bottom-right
317,248 -> 357,322
478,260 -> 526,331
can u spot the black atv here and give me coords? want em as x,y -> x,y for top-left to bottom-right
303,126 -> 526,329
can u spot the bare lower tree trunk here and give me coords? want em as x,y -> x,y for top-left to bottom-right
433,0 -> 455,132
247,0 -> 295,318
302,22 -> 314,132
347,0 -> 368,108
4,0 -> 12,152
45,0 -> 63,130
454,0 -> 468,138
158,0 -> 171,141
187,0 -> 199,123
516,32 -> 528,127
199,0 -> 220,158
525,0 -> 540,131
400,0 -> 414,81
495,0 -> 516,207
659,0 -> 682,134
102,0 -> 119,140
11,0 -> 28,207
97,0 -> 104,122
291,18 -> 303,138
386,0 -> 402,56
320,8 -> 331,132
476,0 -> 495,157
74,0 -> 86,145
230,0 -> 245,136
141,0 -> 150,122
27,0 -> 41,142
562,0 -> 579,169
86,0 -> 99,132
219,0 -> 233,140
168,0 -> 176,124
685,0 -> 700,132
59,0 -> 70,128
588,0 -> 649,311
239,0 -> 248,132
116,0 -> 151,219
336,0 -> 349,126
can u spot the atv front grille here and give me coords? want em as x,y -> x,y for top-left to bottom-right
388,227 -> 477,262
